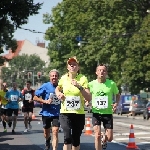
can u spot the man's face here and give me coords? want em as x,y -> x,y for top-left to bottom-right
96,66 -> 107,78
2,83 -> 7,90
50,71 -> 59,85
26,83 -> 31,89
12,82 -> 17,89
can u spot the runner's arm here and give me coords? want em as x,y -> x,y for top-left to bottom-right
5,91 -> 10,101
32,90 -> 35,101
78,87 -> 91,102
0,95 -> 2,105
114,93 -> 120,106
19,92 -> 24,101
33,95 -> 47,104
55,86 -> 62,96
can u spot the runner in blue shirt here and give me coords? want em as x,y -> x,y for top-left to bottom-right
5,82 -> 23,133
33,69 -> 60,150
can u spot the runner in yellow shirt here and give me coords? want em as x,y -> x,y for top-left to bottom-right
55,56 -> 91,150
0,83 -> 9,132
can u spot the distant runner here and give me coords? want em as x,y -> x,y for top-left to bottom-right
5,82 -> 23,134
22,81 -> 35,132
0,83 -> 9,132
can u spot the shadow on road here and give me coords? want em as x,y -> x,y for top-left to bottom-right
0,143 -> 43,150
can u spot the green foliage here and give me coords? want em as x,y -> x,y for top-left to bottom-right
1,54 -> 48,89
44,0 -> 150,93
123,14 -> 150,94
0,0 -> 43,65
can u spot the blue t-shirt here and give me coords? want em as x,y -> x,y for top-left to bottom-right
35,82 -> 60,117
5,89 -> 23,109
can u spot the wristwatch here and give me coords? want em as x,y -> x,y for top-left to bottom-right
78,86 -> 84,91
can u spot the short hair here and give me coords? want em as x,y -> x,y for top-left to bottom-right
26,81 -> 32,84
96,63 -> 108,71
49,69 -> 59,77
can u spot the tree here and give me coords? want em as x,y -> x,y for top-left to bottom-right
44,0 -> 150,92
0,0 -> 43,64
1,54 -> 48,89
122,14 -> 150,94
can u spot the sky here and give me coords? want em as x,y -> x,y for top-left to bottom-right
13,0 -> 62,46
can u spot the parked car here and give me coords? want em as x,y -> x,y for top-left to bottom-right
116,95 -> 140,115
143,101 -> 150,120
134,99 -> 148,115
116,103 -> 130,115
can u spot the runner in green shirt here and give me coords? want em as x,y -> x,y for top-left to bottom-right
88,64 -> 120,150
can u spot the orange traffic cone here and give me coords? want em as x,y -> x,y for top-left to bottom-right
32,113 -> 36,119
84,117 -> 93,135
126,124 -> 139,149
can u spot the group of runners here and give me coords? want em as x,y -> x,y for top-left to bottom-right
0,81 -> 35,133
0,56 -> 120,150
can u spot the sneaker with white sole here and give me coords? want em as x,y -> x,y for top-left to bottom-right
102,141 -> 107,150
45,137 -> 50,150
24,129 -> 28,132
101,133 -> 107,150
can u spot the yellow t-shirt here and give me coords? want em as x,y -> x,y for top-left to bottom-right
0,90 -> 8,105
58,74 -> 88,114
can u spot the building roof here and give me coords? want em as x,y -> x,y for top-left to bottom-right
14,40 -> 25,57
2,40 -> 49,66
3,40 -> 24,60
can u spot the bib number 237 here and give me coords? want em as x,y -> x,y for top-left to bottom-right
65,96 -> 80,110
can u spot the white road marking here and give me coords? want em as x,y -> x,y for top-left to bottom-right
137,137 -> 150,139
112,140 -> 127,147
114,132 -> 150,136
114,137 -> 150,141
115,138 -> 129,140
137,142 -> 150,145
114,122 -> 150,130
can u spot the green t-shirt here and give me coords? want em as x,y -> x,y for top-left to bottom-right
88,79 -> 119,114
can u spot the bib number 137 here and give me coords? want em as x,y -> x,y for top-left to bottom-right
95,96 -> 108,109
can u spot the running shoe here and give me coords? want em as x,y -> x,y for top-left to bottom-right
12,129 -> 15,134
24,129 -> 28,132
102,141 -> 107,150
45,142 -> 50,150
101,133 -> 107,150
45,137 -> 50,150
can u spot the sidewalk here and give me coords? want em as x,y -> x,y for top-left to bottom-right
0,116 -> 43,150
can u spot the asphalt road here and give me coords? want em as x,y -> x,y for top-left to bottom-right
0,108 -> 150,150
